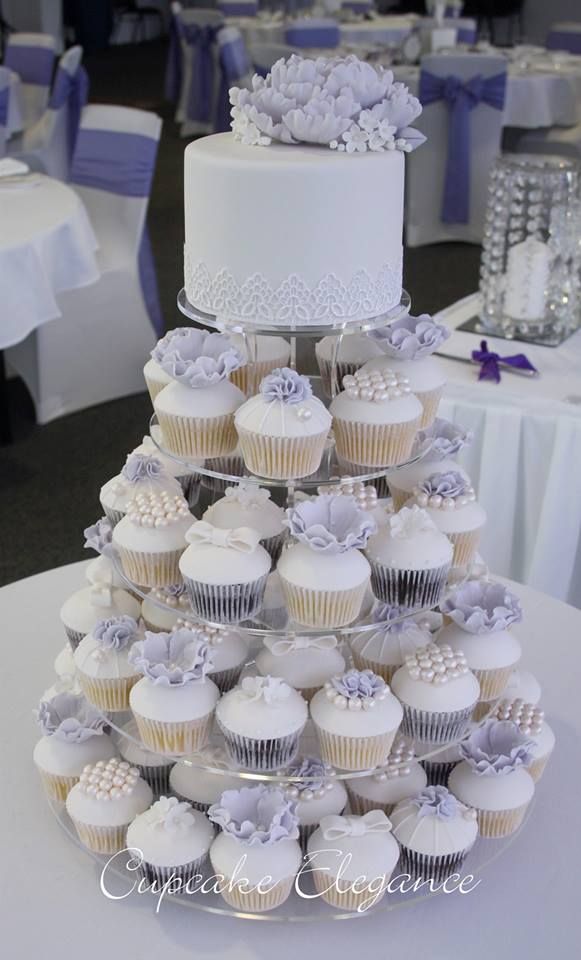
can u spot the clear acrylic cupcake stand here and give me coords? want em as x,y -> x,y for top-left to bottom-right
43,294 -> 526,920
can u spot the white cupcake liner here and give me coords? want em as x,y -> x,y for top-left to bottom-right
63,626 -> 85,651
333,416 -> 420,468
312,869 -> 388,912
279,577 -> 368,629
345,788 -> 395,818
138,854 -> 209,891
476,802 -> 530,838
217,717 -> 303,771
144,373 -> 167,405
400,703 -> 476,744
397,845 -> 473,884
368,558 -> 450,610
236,426 -> 329,480
527,753 -> 552,783
350,649 -> 397,685
447,530 -> 482,569
414,385 -> 444,430
37,768 -> 78,805
208,663 -> 246,694
156,409 -> 238,460
182,572 -> 269,624
70,820 -> 129,855
472,666 -> 514,702
317,357 -> 361,399
420,759 -> 458,788
117,545 -> 184,589
132,710 -> 214,755
176,471 -> 202,509
314,726 -> 398,772
214,873 -> 296,913
77,673 -> 139,713
102,505 -> 125,526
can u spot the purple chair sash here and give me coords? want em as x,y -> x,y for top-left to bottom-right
4,45 -> 55,86
457,27 -> 476,44
0,86 -> 9,129
546,30 -> 581,55
215,34 -> 250,132
183,23 -> 221,124
219,2 -> 257,15
419,69 -> 506,224
49,64 -> 90,172
165,13 -> 183,103
285,24 -> 340,48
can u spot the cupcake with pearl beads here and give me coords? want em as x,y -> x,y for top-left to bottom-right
492,700 -> 554,783
112,490 -> 193,588
100,452 -> 183,526
66,757 -> 153,854
345,737 -> 427,816
281,756 -> 347,845
409,471 -> 486,569
330,367 -> 422,468
320,477 -> 393,529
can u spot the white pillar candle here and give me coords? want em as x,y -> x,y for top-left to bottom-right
503,238 -> 551,322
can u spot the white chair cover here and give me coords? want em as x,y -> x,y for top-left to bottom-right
406,53 -> 507,247
0,67 -> 10,158
175,8 -> 224,136
3,32 -> 57,129
7,105 -> 162,424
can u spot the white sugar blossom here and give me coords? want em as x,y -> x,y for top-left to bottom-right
342,126 -> 369,154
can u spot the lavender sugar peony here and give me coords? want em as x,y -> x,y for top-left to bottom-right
285,494 -> 377,554
369,314 -> 450,360
129,628 -> 214,686
460,720 -> 534,776
441,580 -> 523,634
153,328 -> 244,388
209,784 -> 299,845
36,692 -> 106,743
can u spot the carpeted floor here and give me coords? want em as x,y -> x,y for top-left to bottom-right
0,38 -> 481,587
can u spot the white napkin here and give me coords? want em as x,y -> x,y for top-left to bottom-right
0,158 -> 30,179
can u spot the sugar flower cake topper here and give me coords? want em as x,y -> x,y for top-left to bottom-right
36,692 -> 107,743
208,784 -> 299,845
230,55 -> 425,154
152,328 -> 244,387
440,580 -> 523,634
285,494 -> 377,554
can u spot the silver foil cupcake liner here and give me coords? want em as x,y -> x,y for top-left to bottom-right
401,704 -> 476,744
217,717 -> 303,771
398,845 -> 472,884
132,762 -> 173,798
102,506 -> 125,527
183,572 -> 269,624
177,472 -> 201,510
420,759 -> 458,788
208,663 -> 245,694
298,821 -> 319,850
63,626 -> 85,651
137,854 -> 209,891
368,558 -> 451,610
261,531 -> 286,566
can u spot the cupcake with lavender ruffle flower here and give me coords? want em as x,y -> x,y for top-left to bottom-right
449,719 -> 535,838
235,367 -> 332,480
128,628 -> 219,755
310,668 -> 403,771
202,481 -> 286,564
390,785 -> 478,883
208,784 -> 302,912
363,314 -> 451,428
439,580 -> 522,702
349,602 -> 432,683
131,431 -> 203,509
74,615 -> 143,712
346,737 -> 427,816
153,328 -> 246,459
278,494 -> 376,628
100,452 -> 183,526
33,692 -> 117,803
492,699 -> 554,784
387,417 -> 473,510
127,795 -> 214,888
409,470 -> 486,569
143,327 -> 190,403
281,756 -> 347,845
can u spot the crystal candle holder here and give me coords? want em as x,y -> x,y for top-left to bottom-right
478,153 -> 581,346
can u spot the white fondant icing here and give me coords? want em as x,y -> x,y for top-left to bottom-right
448,762 -> 535,812
294,781 -> 348,828
256,644 -> 346,691
361,355 -> 447,393
310,685 -> 403,738
391,660 -> 480,713
179,537 -> 271,587
210,831 -> 302,886
127,801 -> 215,867
316,334 -> 384,365
100,472 -> 182,514
33,734 -> 117,778
277,542 -> 371,592
129,676 -> 219,724
365,509 -> 453,572
60,587 -> 141,636
155,379 -> 245,419
347,762 -> 427,807
74,632 -> 142,681
307,818 -> 399,883
216,681 -> 308,739
438,623 -> 522,671
390,795 -> 478,855
203,490 -> 285,539
234,391 -> 331,438
66,774 -> 152,827
330,387 -> 422,426
350,620 -> 431,667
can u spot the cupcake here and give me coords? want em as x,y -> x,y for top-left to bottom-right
346,738 -> 427,816
144,356 -> 173,404
391,643 -> 480,744
83,516 -> 127,589
330,367 -> 422,468
310,669 -> 403,772
179,520 -> 271,623
118,720 -> 174,796
364,313 -> 451,428
410,471 -> 486,569
203,482 -> 286,564
439,580 -> 523,701
390,785 -> 478,883
278,495 -> 375,629
74,615 -> 142,712
209,784 -> 302,912
153,328 -> 246,459
132,431 -> 203,510
307,811 -> 399,912
141,583 -> 192,632
112,490 -> 193,588
44,645 -> 82,699
349,603 -> 432,683
235,368 -> 332,480
365,506 -> 453,610
33,693 -> 117,803
66,757 -> 153,854
229,333 -> 291,395
448,720 -> 535,838
216,675 -> 308,771
256,633 -> 346,702
60,574 -> 141,651
127,796 -> 214,888
281,756 -> 347,845
186,621 -> 249,693
315,334 -> 384,398
492,700 -> 554,783
420,738 -> 464,787
387,418 -> 473,510
100,452 -> 183,526
129,629 -> 219,754
169,747 -> 243,812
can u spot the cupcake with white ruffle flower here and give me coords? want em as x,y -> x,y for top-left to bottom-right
409,470 -> 486,569
281,756 -> 347,845
256,633 -> 346,702
112,489 -> 193,588
349,602 -> 432,683
364,314 -> 451,429
127,795 -> 214,888
346,736 -> 427,816
387,417 -> 473,510
74,614 -> 143,712
203,481 -> 286,564
153,328 -> 246,459
310,667 -> 403,771
100,452 -> 183,526
235,367 -> 332,480
278,494 -> 376,629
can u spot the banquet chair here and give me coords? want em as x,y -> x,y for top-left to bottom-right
285,19 -> 341,49
174,7 -> 224,136
217,0 -> 258,14
3,32 -> 57,129
249,43 -> 298,77
405,53 -> 507,247
111,1 -> 165,45
214,25 -> 253,131
8,46 -> 88,181
6,105 -> 162,424
546,23 -> 581,55
0,66 -> 9,157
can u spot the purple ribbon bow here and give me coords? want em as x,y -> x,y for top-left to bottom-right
472,340 -> 537,383
419,70 -> 506,225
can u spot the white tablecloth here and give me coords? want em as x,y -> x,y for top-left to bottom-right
0,176 -> 99,350
2,559 -> 577,958
7,71 -> 24,137
434,293 -> 581,608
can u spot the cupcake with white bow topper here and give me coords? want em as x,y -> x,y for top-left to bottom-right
349,602 -> 432,683
364,313 -> 451,429
408,470 -> 486,570
202,481 -> 286,564
153,327 -> 246,459
74,614 -> 143,712
346,736 -> 427,817
234,367 -> 332,480
281,756 -> 347,845
278,494 -> 376,629
256,633 -> 346,701
126,795 -> 214,888
387,417 -> 473,511
100,452 -> 183,526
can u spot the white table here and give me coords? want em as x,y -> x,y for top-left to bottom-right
0,175 -> 99,350
434,293 -> 581,608
3,560 -> 578,958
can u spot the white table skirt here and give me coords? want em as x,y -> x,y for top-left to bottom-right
0,176 -> 99,350
3,559 -> 578,958
435,293 -> 581,607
